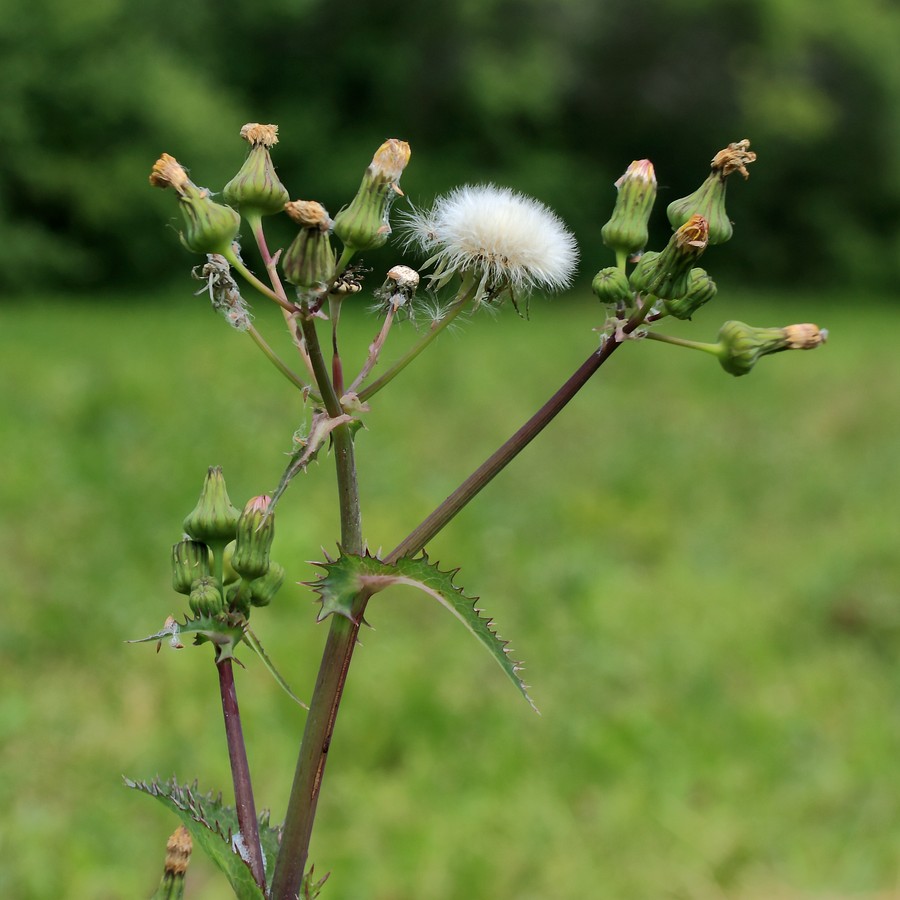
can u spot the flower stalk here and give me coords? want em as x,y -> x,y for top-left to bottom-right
217,658 -> 267,893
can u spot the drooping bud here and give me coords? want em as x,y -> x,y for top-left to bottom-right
189,575 -> 225,617
151,825 -> 192,900
715,320 -> 827,376
601,160 -> 657,260
231,495 -> 275,580
634,215 -> 709,300
667,139 -> 757,245
662,267 -> 717,320
222,124 -> 290,219
149,154 -> 240,255
281,201 -> 336,291
249,560 -> 285,608
591,266 -> 633,306
333,139 -> 411,253
182,467 -> 241,546
172,539 -> 210,595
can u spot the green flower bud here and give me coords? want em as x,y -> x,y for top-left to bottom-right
663,267 -> 717,320
231,495 -> 275,580
333,139 -> 411,253
627,251 -> 660,294
182,467 -> 240,545
636,215 -> 709,300
601,159 -> 657,259
715,320 -> 827,376
591,266 -> 633,306
226,580 -> 251,618
667,139 -> 757,245
221,541 -> 240,585
189,575 -> 225,617
282,201 -> 336,291
172,539 -> 210,595
222,123 -> 290,219
249,560 -> 285,608
149,154 -> 240,255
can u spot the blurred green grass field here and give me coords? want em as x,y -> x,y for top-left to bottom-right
2,289 -> 899,899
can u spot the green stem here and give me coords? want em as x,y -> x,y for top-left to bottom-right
271,308 -> 364,900
644,330 -> 721,355
271,289 -> 639,899
224,247 -> 296,313
245,324 -> 309,392
385,306 -> 648,562
357,276 -> 478,403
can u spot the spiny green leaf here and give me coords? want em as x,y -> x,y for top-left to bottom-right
126,614 -> 246,661
301,864 -> 330,899
125,777 -> 280,899
307,551 -> 538,712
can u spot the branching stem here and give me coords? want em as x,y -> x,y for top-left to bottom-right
271,301 -> 647,899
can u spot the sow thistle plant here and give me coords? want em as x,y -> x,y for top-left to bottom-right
137,127 -> 826,899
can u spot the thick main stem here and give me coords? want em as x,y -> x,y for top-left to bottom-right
217,658 -> 267,892
271,317 -> 364,900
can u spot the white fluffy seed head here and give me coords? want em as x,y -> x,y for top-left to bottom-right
403,184 -> 579,299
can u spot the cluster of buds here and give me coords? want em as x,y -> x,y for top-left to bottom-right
172,468 -> 284,624
591,140 -> 826,377
151,129 -> 412,318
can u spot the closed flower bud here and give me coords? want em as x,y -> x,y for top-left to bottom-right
591,266 -> 633,306
282,201 -> 336,291
249,561 -> 285,608
231,495 -> 275,580
601,160 -> 657,259
638,215 -> 709,300
715,320 -> 827,376
182,467 -> 241,546
333,139 -> 411,253
172,539 -> 210,595
150,154 -> 240,255
663,267 -> 717,320
189,575 -> 225,617
222,124 -> 290,219
667,139 -> 757,245
226,581 -> 251,618
627,251 -> 659,294
221,541 -> 240,584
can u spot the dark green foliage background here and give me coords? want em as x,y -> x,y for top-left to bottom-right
2,0 -> 900,294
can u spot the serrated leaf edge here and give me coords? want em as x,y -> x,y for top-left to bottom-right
306,550 -> 539,713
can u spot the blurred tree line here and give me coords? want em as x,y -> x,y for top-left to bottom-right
2,0 -> 899,297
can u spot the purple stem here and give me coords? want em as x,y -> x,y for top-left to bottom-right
217,658 -> 267,892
